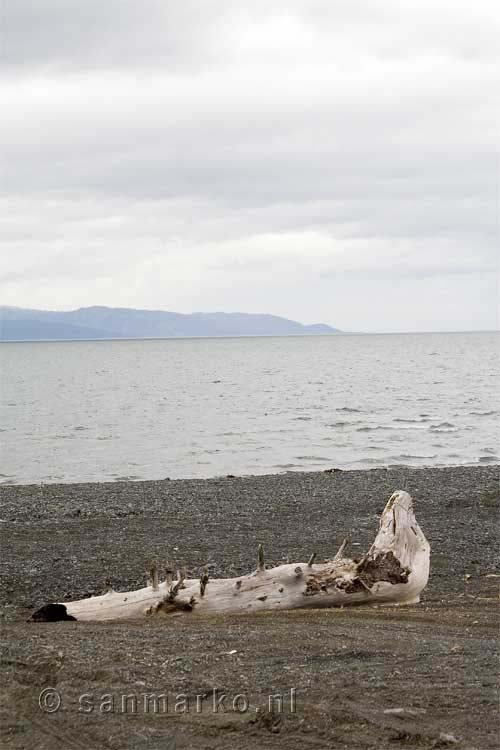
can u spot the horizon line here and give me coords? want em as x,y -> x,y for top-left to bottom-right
1,329 -> 498,344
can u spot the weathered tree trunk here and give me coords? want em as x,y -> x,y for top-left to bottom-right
32,490 -> 430,622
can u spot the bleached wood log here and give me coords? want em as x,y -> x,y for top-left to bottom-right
32,490 -> 430,622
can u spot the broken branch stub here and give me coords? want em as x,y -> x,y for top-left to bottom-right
32,490 -> 430,622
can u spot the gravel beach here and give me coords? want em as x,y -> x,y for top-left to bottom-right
1,465 -> 499,749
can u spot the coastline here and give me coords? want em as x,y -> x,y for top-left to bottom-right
2,459 -> 500,487
1,465 -> 499,749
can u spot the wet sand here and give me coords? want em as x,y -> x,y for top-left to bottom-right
1,465 -> 499,749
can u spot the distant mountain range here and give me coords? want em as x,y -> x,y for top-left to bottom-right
0,306 -> 340,341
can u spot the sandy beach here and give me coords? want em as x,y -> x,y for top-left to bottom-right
1,465 -> 499,749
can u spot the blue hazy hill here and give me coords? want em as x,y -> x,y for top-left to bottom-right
0,306 -> 340,341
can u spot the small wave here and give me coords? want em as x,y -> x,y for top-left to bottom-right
258,428 -> 294,435
335,407 -> 362,413
357,423 -> 429,432
274,463 -> 301,469
295,455 -> 332,461
393,423 -> 430,430
293,416 -> 312,421
390,454 -> 437,460
327,421 -> 349,428
430,422 -> 458,432
393,417 -> 430,424
479,456 -> 499,463
470,410 -> 499,417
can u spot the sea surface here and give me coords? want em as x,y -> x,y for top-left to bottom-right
0,332 -> 498,484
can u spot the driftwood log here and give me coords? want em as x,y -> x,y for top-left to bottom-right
32,490 -> 430,622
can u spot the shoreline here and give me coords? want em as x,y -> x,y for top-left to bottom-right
2,460 -> 499,488
2,464 -> 499,749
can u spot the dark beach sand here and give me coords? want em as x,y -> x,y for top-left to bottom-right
1,465 -> 499,749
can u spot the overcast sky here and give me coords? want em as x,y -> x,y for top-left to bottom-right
1,1 -> 498,331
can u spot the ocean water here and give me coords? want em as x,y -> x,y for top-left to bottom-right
0,332 -> 498,484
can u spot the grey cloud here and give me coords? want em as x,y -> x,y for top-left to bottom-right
0,0 -> 498,330
2,1 -> 499,70
1,1 -> 231,71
